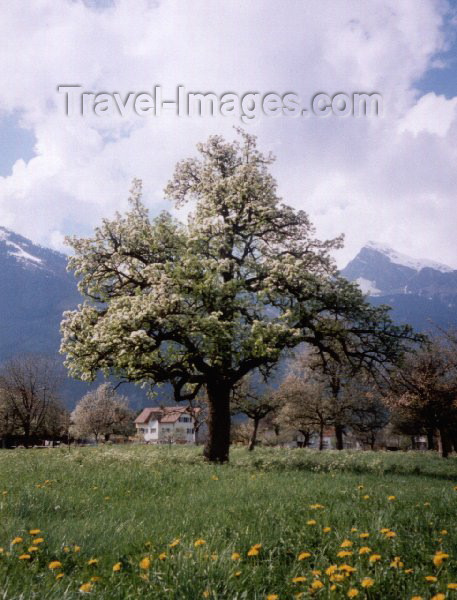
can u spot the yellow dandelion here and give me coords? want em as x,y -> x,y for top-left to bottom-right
159,552 -> 167,560
369,554 -> 381,563
139,557 -> 151,569
306,519 -> 317,526
247,547 -> 259,557
339,564 -> 356,573
309,503 -> 324,509
330,574 -> 345,582
11,537 -> 23,545
266,595 -> 279,600
387,496 -> 396,501
55,573 -> 64,580
361,578 -> 374,588
28,546 -> 39,552
359,532 -> 369,538
74,545 -> 81,553
87,558 -> 98,566
194,539 -> 206,547
310,580 -> 324,590
18,554 -> 31,560
404,569 -> 414,574
63,546 -> 70,553
231,552 -> 241,561
112,562 -> 122,572
203,591 -> 210,599
28,529 -> 41,535
448,583 -> 457,589
211,475 -> 219,481
325,565 -> 338,576
385,531 -> 396,538
425,575 -> 438,582
234,570 -> 241,577
347,589 -> 359,598
169,538 -> 180,548
90,576 -> 101,582
359,547 -> 371,555
390,557 -> 404,568
433,552 -> 449,567
411,597 -> 423,600
362,495 -> 370,500
337,551 -> 353,558
32,538 -> 44,544
341,539 -> 352,548
424,502 -> 431,506
79,582 -> 92,593
351,527 -> 358,532
312,570 -> 321,576
431,595 -> 446,600
323,527 -> 332,533
330,585 -> 337,591
440,530 -> 448,535
48,561 -> 62,570
292,576 -> 307,583
298,551 -> 311,560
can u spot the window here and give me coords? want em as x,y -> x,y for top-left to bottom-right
150,428 -> 156,433
179,416 -> 191,423
187,428 -> 194,435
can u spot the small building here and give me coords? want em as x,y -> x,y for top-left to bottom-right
134,406 -> 198,444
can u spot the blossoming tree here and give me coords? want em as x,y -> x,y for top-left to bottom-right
61,131 -> 417,462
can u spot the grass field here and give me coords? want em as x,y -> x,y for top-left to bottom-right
1,446 -> 457,599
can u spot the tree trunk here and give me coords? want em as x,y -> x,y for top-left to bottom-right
319,423 -> 324,451
299,430 -> 310,448
204,380 -> 231,463
452,431 -> 457,453
370,433 -> 376,450
426,428 -> 435,451
248,418 -> 260,451
439,427 -> 452,458
335,424 -> 344,450
23,424 -> 31,449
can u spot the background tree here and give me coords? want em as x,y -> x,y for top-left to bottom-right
349,383 -> 390,449
276,372 -> 330,449
61,131 -> 418,462
385,336 -> 457,457
230,376 -> 281,451
71,383 -> 134,443
0,355 -> 62,447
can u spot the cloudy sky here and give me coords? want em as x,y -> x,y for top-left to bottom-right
1,0 -> 457,268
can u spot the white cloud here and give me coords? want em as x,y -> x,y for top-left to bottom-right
0,0 -> 455,270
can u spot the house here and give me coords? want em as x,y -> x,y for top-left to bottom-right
134,406 -> 199,444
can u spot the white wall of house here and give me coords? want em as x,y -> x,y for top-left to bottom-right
136,414 -> 196,444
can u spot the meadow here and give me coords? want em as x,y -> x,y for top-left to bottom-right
0,445 -> 456,599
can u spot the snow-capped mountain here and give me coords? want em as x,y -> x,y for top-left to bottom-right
0,227 -> 150,407
0,226 -> 81,361
341,242 -> 457,332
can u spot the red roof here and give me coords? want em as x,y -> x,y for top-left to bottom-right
135,406 -> 196,425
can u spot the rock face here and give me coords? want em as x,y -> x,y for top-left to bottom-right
341,241 -> 457,332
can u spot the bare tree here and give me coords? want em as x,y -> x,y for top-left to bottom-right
276,372 -> 331,450
386,336 -> 457,457
230,376 -> 281,451
0,355 -> 62,447
71,383 -> 134,443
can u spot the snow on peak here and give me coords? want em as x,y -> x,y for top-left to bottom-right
364,241 -> 454,273
6,241 -> 43,265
